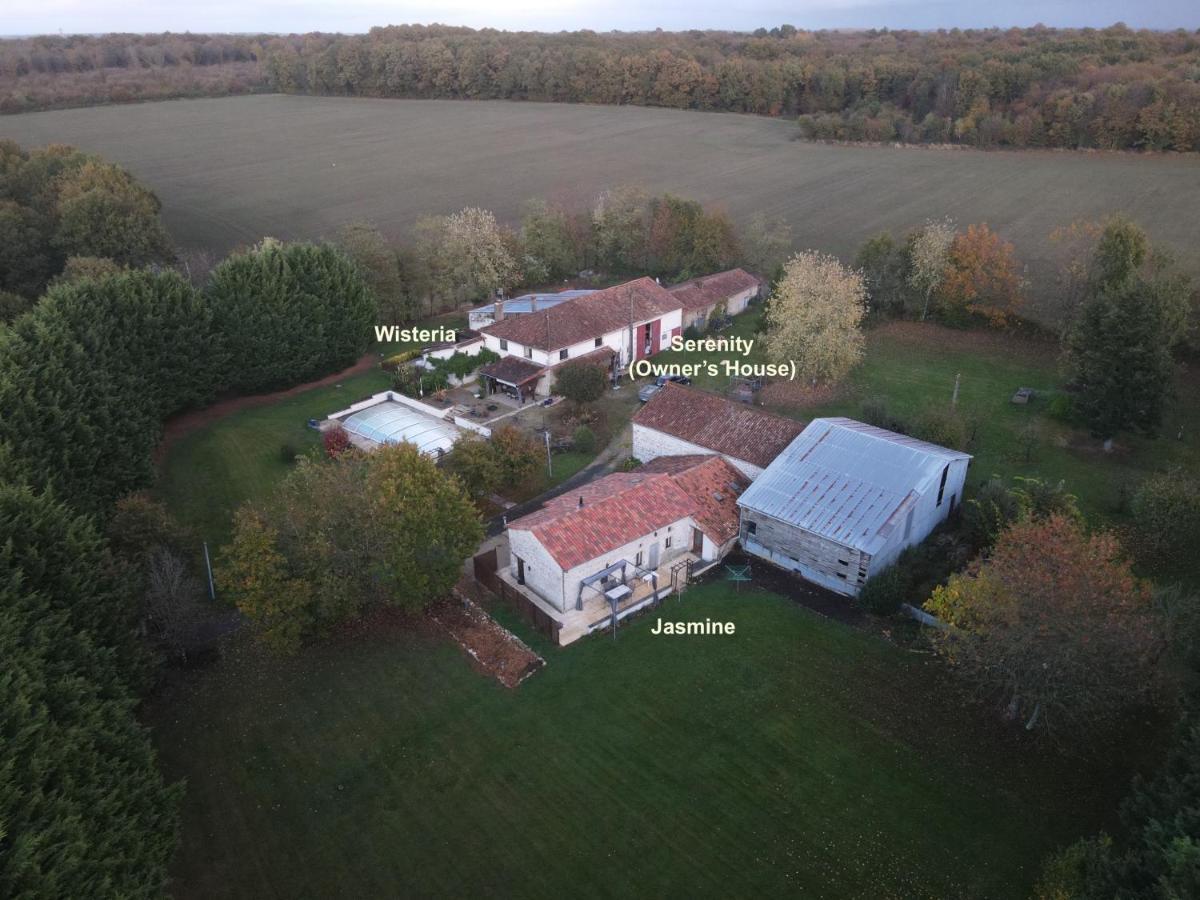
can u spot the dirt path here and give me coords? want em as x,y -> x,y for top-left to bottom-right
155,353 -> 381,463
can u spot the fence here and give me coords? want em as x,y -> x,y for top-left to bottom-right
472,548 -> 561,644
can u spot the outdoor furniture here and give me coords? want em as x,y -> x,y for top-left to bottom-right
604,584 -> 632,603
1011,387 -> 1034,404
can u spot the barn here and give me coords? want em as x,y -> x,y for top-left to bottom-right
736,417 -> 971,596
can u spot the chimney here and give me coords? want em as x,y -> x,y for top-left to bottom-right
578,496 -> 584,509
494,298 -> 505,322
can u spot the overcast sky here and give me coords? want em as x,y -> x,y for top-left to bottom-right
5,0 -> 1198,37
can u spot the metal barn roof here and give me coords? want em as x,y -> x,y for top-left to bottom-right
472,290 -> 597,317
341,401 -> 459,457
736,417 -> 971,555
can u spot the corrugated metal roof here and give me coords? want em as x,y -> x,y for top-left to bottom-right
737,417 -> 971,555
473,290 -> 596,317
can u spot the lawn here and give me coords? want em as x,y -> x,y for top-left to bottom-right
655,313 -> 1200,521
157,368 -> 391,546
150,581 -> 1124,899
5,95 -> 1198,320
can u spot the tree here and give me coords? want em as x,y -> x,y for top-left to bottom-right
554,360 -> 608,407
52,158 -> 173,265
490,425 -> 543,485
0,484 -> 181,896
443,207 -> 520,301
592,185 -> 650,275
0,199 -> 50,297
763,250 -> 867,384
927,515 -> 1163,739
1068,219 -> 1189,443
907,218 -> 956,321
742,212 -> 792,283
936,223 -> 1023,326
447,435 -> 503,500
334,221 -> 415,324
519,199 -> 584,283
220,445 -> 482,651
963,475 -> 1082,553
854,232 -> 909,318
1036,720 -> 1200,899
206,239 -> 376,394
323,424 -> 352,457
1129,470 -> 1200,579
0,289 -> 33,323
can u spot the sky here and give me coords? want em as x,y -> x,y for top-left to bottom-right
4,0 -> 1198,36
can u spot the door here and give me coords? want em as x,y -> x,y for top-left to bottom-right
648,542 -> 660,570
516,556 -> 526,585
691,528 -> 703,554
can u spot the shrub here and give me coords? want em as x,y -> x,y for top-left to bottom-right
619,456 -> 642,472
1130,470 -> 1200,577
555,361 -> 608,406
682,323 -> 701,340
280,443 -> 299,464
913,407 -> 969,451
857,565 -> 910,615
1047,393 -> 1074,422
573,425 -> 596,454
380,347 -> 423,372
860,395 -> 911,434
323,425 -> 351,458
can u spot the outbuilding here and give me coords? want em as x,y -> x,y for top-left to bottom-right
736,417 -> 971,596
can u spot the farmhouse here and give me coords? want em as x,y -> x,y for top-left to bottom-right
503,454 -> 748,644
632,382 -> 806,478
668,268 -> 760,331
478,277 -> 683,398
737,417 -> 971,596
467,289 -> 597,330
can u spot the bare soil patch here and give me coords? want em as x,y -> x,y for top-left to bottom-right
431,581 -> 545,688
758,378 -> 847,412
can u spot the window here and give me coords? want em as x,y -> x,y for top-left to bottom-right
524,347 -> 533,359
499,339 -> 508,351
747,520 -> 757,535
903,507 -> 915,540
635,550 -> 644,567
594,337 -> 602,348
559,348 -> 568,361
665,536 -> 673,549
936,464 -> 949,507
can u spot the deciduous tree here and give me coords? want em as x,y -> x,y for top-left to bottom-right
936,223 -> 1023,326
907,218 -> 956,321
927,515 -> 1163,739
763,250 -> 867,384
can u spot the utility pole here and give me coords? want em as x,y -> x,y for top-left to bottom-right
951,372 -> 960,409
544,430 -> 552,477
202,541 -> 216,601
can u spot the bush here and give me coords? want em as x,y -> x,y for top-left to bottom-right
619,456 -> 642,471
555,361 -> 608,406
1047,393 -> 1074,422
857,565 -> 910,615
860,395 -> 911,434
682,323 -> 701,340
573,425 -> 596,454
913,407 -> 970,451
280,443 -> 299,464
1130,470 -> 1200,577
323,425 -> 351,458
380,347 -> 423,372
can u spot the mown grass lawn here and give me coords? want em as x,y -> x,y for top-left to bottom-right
157,368 -> 392,546
150,582 -> 1123,899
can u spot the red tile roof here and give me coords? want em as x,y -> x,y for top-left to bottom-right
508,455 -> 748,570
481,277 -> 681,352
633,382 -> 806,469
668,268 -> 760,312
479,356 -> 545,386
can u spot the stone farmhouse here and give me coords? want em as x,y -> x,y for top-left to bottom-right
667,267 -> 760,331
632,382 -> 807,479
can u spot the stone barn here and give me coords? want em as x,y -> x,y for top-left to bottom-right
737,417 -> 971,596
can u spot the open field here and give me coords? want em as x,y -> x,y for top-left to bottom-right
4,94 -> 1199,310
149,580 -> 1132,899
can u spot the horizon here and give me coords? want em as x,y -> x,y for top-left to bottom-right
3,0 -> 1199,38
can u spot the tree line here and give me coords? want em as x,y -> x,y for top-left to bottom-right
4,25 -> 1199,151
0,142 -> 378,895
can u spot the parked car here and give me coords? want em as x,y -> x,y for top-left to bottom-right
638,374 -> 692,402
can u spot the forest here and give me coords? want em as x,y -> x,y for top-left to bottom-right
2,24 -> 1199,151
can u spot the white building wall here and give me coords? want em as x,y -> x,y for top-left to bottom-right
507,529 -> 567,611
559,514 -> 696,610
631,423 -> 764,480
866,457 -> 970,577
